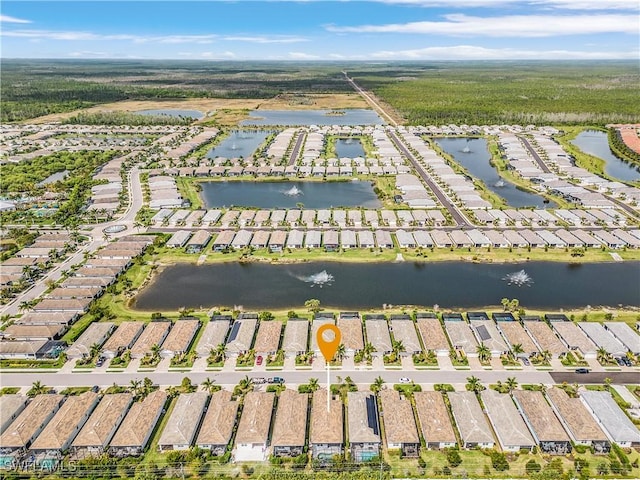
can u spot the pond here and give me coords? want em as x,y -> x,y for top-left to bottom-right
435,137 -> 555,209
571,130 -> 640,182
136,109 -> 203,119
206,130 -> 271,160
134,261 -> 640,310
335,138 -> 366,158
200,180 -> 381,209
241,109 -> 384,126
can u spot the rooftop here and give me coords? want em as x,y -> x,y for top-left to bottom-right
270,389 -> 308,447
235,391 -> 275,445
512,390 -> 570,443
0,394 -> 64,449
110,390 -> 168,448
196,390 -> 238,447
447,391 -> 494,445
347,391 -> 380,444
545,388 -> 607,443
158,392 -> 208,448
481,390 -> 535,448
379,389 -> 419,445
413,391 -> 457,445
72,393 -> 133,448
30,392 -> 99,451
310,389 -> 343,445
253,320 -> 283,353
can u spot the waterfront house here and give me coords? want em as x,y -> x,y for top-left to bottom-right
159,319 -> 200,358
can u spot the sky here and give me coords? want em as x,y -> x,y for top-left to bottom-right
1,0 -> 639,60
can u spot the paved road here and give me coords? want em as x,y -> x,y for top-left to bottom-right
0,369 -> 556,388
287,131 -> 306,167
343,71 -> 398,127
387,130 -> 472,227
550,371 -> 640,384
517,135 -> 552,174
1,166 -> 145,317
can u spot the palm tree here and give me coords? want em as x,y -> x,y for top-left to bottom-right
540,349 -> 552,364
466,376 -> 484,393
129,379 -> 142,398
604,377 -> 612,390
235,375 -> 254,397
476,343 -> 491,363
512,343 -> 524,357
392,339 -> 406,355
201,377 -> 217,394
335,344 -> 346,361
308,378 -> 319,392
370,376 -> 385,394
362,342 -> 376,362
27,380 -> 48,397
150,343 -> 161,360
501,297 -> 510,312
505,377 -> 518,393
89,342 -> 101,360
596,347 -> 610,364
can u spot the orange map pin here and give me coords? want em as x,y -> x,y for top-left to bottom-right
317,324 -> 341,362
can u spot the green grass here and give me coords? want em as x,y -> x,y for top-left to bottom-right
0,387 -> 20,395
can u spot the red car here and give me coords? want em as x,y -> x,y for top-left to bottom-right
256,355 -> 263,366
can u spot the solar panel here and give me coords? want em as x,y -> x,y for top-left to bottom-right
476,325 -> 491,341
227,322 -> 241,342
365,396 -> 380,436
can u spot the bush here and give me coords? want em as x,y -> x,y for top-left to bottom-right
525,459 -> 541,474
442,466 -> 451,476
434,383 -> 455,392
445,448 -> 462,467
490,451 -> 509,471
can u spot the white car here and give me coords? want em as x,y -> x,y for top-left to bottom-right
399,377 -> 412,384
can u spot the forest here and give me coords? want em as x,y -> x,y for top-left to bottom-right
351,61 -> 640,126
0,60 -> 351,122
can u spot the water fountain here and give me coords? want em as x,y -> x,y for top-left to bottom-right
298,270 -> 334,288
494,180 -> 505,188
503,270 -> 533,286
283,185 -> 303,196
462,146 -> 471,153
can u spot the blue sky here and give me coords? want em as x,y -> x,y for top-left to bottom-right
1,1 -> 638,60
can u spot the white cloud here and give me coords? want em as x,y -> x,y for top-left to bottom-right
222,35 -> 308,44
0,14 -> 32,24
326,13 -> 639,37
0,29 -> 308,46
368,44 -> 639,60
532,0 -> 640,10
369,0 -> 638,8
288,51 -> 321,59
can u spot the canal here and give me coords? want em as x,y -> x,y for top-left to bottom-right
134,261 -> 640,310
200,180 -> 381,209
435,137 -> 554,208
571,130 -> 640,182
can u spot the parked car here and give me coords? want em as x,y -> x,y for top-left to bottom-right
521,357 -> 530,366
575,368 -> 590,374
253,377 -> 267,384
95,358 -> 104,367
256,355 -> 263,366
399,377 -> 412,384
268,377 -> 284,384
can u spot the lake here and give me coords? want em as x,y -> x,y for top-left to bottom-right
200,180 -> 381,209
571,130 -> 640,182
241,109 -> 384,126
335,138 -> 366,158
206,130 -> 271,159
134,261 -> 640,310
435,137 -> 555,208
136,109 -> 203,119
